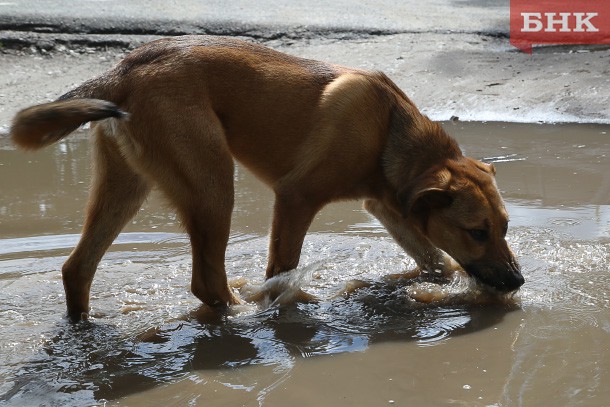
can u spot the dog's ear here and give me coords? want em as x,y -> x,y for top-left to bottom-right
397,168 -> 453,219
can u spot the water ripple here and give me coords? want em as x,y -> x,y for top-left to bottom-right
1,225 -> 608,405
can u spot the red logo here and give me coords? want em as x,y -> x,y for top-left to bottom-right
510,0 -> 610,53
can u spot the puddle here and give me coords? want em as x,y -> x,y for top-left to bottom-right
0,122 -> 608,406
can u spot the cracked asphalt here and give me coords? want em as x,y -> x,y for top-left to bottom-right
0,0 -> 609,127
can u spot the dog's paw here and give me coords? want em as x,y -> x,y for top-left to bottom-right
234,269 -> 320,308
240,282 -> 318,307
383,268 -> 422,281
405,282 -> 450,303
329,279 -> 372,299
441,255 -> 465,274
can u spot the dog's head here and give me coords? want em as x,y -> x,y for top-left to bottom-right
398,157 -> 524,292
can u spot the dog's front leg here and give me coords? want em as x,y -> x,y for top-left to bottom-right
266,191 -> 322,279
363,198 -> 458,274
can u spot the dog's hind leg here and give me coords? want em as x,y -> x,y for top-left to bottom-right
179,186 -> 239,308
62,126 -> 151,321
145,112 -> 239,308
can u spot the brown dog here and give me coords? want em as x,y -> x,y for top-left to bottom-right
10,36 -> 523,320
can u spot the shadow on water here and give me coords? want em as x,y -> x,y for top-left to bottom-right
1,279 -> 518,405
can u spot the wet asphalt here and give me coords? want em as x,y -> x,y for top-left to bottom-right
0,0 -> 609,125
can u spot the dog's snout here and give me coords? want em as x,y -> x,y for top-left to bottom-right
503,270 -> 525,292
464,260 -> 525,293
507,259 -> 524,290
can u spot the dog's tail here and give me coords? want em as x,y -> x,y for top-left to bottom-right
10,98 -> 128,150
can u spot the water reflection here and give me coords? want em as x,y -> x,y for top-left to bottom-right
1,286 -> 516,405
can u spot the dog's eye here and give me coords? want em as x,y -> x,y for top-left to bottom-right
468,229 -> 489,242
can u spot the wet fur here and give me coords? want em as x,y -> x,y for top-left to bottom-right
10,35 -> 523,321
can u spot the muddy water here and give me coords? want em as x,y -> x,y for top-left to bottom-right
0,122 -> 608,406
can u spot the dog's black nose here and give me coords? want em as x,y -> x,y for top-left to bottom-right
464,263 -> 525,292
502,271 -> 525,292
